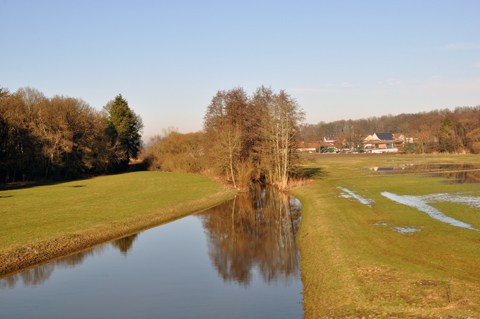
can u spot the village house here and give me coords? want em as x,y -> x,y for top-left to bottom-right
393,133 -> 414,146
296,141 -> 320,153
363,132 -> 402,153
323,137 -> 336,144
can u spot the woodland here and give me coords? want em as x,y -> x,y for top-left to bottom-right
301,105 -> 480,154
3,84 -> 480,189
0,87 -> 142,184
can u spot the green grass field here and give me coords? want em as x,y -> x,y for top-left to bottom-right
293,154 -> 480,318
0,171 -> 235,276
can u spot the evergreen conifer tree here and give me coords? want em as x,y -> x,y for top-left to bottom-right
106,94 -> 143,169
439,116 -> 454,153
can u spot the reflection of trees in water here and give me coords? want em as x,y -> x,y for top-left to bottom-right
0,245 -> 107,289
197,184 -> 302,286
111,234 -> 139,255
439,170 -> 480,184
421,164 -> 480,183
56,245 -> 107,268
374,164 -> 480,184
0,265 -> 58,289
1,233 -> 140,289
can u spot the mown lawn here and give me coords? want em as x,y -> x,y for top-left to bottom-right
0,171 -> 235,276
293,154 -> 480,318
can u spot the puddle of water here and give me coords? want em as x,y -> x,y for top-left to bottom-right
418,191 -> 480,208
391,226 -> 421,234
0,184 -> 303,319
364,163 -> 480,184
370,221 -> 422,234
432,170 -> 480,184
371,221 -> 390,226
337,187 -> 374,207
337,186 -> 480,233
381,192 -> 480,232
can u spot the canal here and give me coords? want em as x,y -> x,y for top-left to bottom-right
0,184 -> 303,318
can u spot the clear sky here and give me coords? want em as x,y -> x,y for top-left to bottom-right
1,0 -> 479,140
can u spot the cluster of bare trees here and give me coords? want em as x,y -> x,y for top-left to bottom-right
203,87 -> 305,190
0,87 -> 142,183
302,105 -> 480,153
144,86 -> 305,190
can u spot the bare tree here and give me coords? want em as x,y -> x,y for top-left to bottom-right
203,88 -> 249,189
254,89 -> 304,190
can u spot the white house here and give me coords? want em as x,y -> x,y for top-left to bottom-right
363,133 -> 399,153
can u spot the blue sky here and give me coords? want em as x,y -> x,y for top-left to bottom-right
1,0 -> 479,140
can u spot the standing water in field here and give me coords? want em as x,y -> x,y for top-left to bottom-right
381,191 -> 480,232
366,163 -> 480,184
337,187 -> 375,207
0,184 -> 303,319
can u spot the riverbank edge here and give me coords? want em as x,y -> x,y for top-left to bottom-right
291,154 -> 480,318
0,189 -> 236,279
291,182 -> 341,319
293,182 -> 480,319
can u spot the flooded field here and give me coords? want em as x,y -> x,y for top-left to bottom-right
0,185 -> 303,319
381,191 -> 480,232
365,163 -> 480,184
295,155 -> 480,316
337,184 -> 480,234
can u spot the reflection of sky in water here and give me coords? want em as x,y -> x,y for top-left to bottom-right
370,221 -> 422,234
365,163 -> 480,184
359,162 -> 480,232
337,187 -> 374,207
381,192 -> 480,232
195,184 -> 302,287
391,226 -> 421,234
420,192 -> 480,208
338,186 -> 480,233
0,185 -> 303,319
0,235 -> 138,289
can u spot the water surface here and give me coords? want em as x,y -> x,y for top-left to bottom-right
365,163 -> 480,183
0,184 -> 303,318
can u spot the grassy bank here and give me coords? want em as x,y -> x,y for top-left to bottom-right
0,171 -> 236,278
293,154 -> 480,318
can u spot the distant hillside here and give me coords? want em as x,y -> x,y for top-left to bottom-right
301,105 -> 480,153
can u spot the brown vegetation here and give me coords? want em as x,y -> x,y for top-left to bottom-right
0,87 -> 143,183
145,86 -> 304,191
301,105 -> 480,154
143,127 -> 203,173
144,86 -> 306,191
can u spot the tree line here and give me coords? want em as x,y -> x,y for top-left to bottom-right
145,86 -> 305,190
301,105 -> 480,153
0,87 -> 142,184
